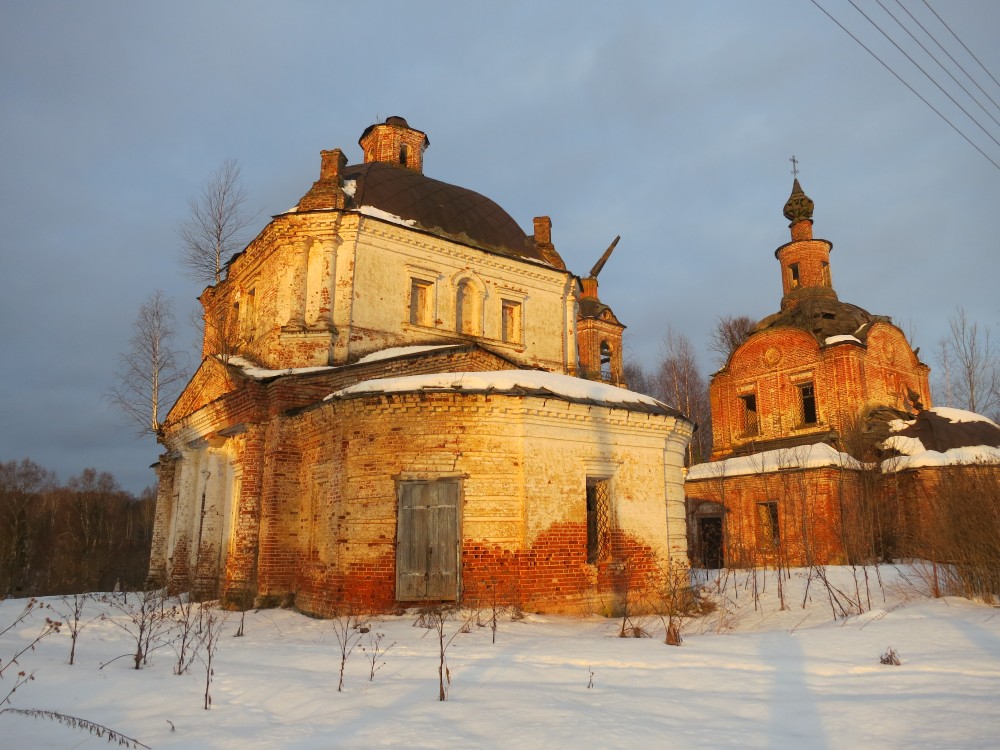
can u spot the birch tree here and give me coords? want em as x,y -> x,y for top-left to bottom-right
178,159 -> 255,285
107,290 -> 188,436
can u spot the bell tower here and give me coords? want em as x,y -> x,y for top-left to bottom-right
577,236 -> 626,386
775,179 -> 836,311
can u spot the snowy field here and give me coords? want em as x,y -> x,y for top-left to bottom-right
2,566 -> 999,749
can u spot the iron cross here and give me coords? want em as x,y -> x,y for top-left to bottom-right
789,155 -> 800,177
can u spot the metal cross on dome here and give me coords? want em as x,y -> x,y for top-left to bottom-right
789,155 -> 800,177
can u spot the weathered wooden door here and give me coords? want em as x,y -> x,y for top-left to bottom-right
396,480 -> 460,600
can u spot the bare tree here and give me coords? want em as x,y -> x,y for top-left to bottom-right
107,290 -> 188,436
0,459 -> 55,595
654,328 -> 711,464
708,314 -> 755,366
935,307 -> 999,419
623,360 -> 654,397
179,159 -> 256,285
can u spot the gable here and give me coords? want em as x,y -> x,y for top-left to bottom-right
165,356 -> 247,425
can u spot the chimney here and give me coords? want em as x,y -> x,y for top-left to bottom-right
297,148 -> 348,211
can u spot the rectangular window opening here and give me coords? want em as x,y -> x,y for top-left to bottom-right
799,382 -> 817,425
789,263 -> 800,288
757,501 -> 780,549
501,299 -> 522,344
586,478 -> 611,564
739,394 -> 759,436
243,288 -> 257,341
409,279 -> 432,326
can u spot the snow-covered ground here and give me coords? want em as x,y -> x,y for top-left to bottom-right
2,566 -> 999,749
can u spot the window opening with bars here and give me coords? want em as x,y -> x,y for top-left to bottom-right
739,393 -> 759,436
586,478 -> 611,564
757,501 -> 780,549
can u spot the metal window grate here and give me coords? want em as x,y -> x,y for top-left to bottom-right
587,479 -> 611,563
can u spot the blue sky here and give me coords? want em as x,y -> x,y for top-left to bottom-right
1,1 -> 997,493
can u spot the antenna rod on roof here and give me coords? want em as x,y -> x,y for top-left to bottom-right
589,235 -> 620,278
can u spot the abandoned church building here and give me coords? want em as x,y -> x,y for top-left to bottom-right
685,180 -> 1000,569
147,117 -> 695,615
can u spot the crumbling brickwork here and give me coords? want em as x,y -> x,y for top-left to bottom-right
688,180 -> 932,567
149,116 -> 694,615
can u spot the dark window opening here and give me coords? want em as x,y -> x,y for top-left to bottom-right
757,501 -> 780,548
739,394 -> 759,436
586,479 -> 610,564
399,144 -> 408,165
799,383 -> 817,424
789,263 -> 800,288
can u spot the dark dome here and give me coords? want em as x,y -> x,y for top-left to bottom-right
752,297 -> 886,342
344,162 -> 558,266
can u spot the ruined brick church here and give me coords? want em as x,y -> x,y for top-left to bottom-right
685,180 -> 1000,568
148,117 -> 694,615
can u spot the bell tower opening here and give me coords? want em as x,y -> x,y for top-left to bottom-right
576,236 -> 626,387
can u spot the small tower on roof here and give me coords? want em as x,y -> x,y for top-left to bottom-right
775,179 -> 836,311
577,236 -> 626,386
358,116 -> 429,173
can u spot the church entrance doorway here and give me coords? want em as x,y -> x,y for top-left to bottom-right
698,516 -> 724,569
396,479 -> 461,600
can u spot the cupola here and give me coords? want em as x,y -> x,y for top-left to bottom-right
775,179 -> 836,311
358,116 -> 429,173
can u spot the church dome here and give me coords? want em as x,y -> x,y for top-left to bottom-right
343,161 -> 555,265
752,297 -> 884,342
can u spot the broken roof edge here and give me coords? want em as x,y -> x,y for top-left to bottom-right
324,370 -> 689,420
686,442 -> 863,481
223,342 -> 529,382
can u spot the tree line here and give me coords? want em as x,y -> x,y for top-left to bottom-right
0,459 -> 155,597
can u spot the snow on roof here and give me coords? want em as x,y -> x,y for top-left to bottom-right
342,178 -> 357,198
326,370 -> 682,415
825,334 -> 862,345
882,434 -> 925,455
354,345 -> 462,365
358,204 -> 416,227
923,406 -> 998,425
226,355 -> 336,380
883,445 -> 1000,471
686,443 -> 861,481
881,406 -> 1000,470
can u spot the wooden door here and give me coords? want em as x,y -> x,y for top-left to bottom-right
396,480 -> 460,600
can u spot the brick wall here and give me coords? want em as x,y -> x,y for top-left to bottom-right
238,390 -> 692,616
686,467 -> 863,567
